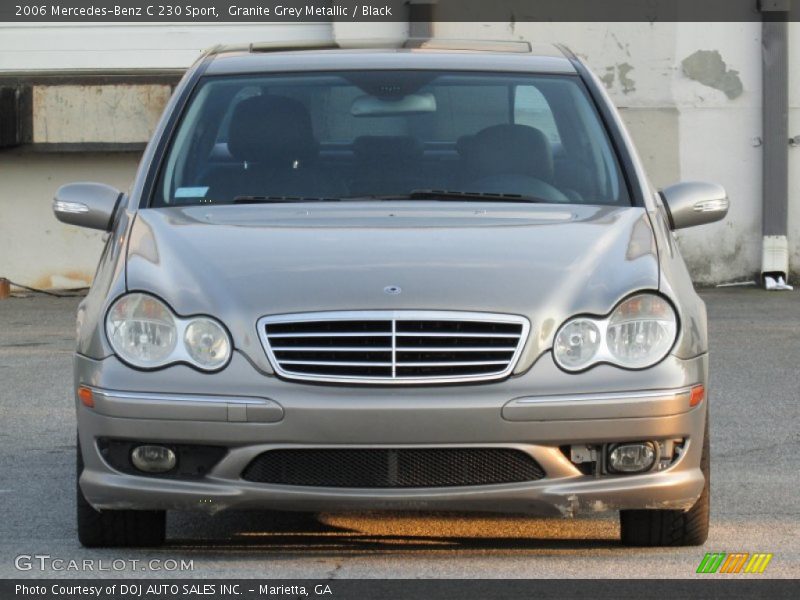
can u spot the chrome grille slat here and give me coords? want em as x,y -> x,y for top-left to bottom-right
258,311 -> 530,385
280,360 -> 394,367
394,361 -> 510,367
391,318 -> 397,379
273,346 -> 517,353
272,346 -> 392,352
395,332 -> 521,337
395,346 -> 518,352
267,332 -> 393,338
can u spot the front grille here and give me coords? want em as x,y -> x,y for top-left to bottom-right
241,448 -> 545,488
258,311 -> 530,384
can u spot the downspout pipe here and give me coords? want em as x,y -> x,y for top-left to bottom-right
759,0 -> 791,283
408,0 -> 435,38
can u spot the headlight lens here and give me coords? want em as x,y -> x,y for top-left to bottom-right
106,293 -> 231,371
606,295 -> 677,368
553,293 -> 677,371
184,318 -> 231,370
553,319 -> 601,370
106,294 -> 177,367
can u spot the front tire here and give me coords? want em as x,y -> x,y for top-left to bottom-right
76,437 -> 166,547
619,416 -> 710,547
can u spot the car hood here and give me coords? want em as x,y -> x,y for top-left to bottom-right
126,202 -> 659,373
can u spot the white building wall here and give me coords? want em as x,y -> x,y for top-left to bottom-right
0,23 -> 333,70
673,23 -> 764,284
0,22 -> 409,71
0,153 -> 140,290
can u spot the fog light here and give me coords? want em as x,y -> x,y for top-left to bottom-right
607,442 -> 656,474
130,445 -> 176,474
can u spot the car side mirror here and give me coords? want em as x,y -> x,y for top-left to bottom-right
660,181 -> 729,230
53,182 -> 123,231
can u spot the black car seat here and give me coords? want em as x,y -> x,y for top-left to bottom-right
204,95 -> 347,201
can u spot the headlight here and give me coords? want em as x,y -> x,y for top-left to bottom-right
606,295 -> 677,368
106,293 -> 232,371
553,293 -> 677,372
553,319 -> 601,370
184,318 -> 230,370
106,294 -> 177,368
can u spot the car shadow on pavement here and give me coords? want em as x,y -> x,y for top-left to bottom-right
166,510 -> 622,553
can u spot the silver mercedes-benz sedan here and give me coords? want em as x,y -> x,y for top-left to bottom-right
54,40 -> 728,548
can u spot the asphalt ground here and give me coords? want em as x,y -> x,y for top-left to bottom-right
0,289 -> 797,579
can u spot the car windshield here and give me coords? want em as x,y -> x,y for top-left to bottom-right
153,70 -> 630,207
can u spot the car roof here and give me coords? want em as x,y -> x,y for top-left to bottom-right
203,40 -> 577,76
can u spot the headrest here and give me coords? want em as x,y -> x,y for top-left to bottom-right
458,124 -> 554,182
353,136 -> 423,161
227,95 -> 318,167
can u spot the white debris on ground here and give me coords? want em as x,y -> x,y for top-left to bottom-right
715,281 -> 756,288
764,275 -> 794,291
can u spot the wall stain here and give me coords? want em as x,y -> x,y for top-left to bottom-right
601,64 -> 636,94
680,231 -> 750,285
681,50 -> 744,100
609,32 -> 632,57
600,66 -> 616,89
617,63 -> 636,94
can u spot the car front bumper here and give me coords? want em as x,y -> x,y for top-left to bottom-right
75,352 -> 708,517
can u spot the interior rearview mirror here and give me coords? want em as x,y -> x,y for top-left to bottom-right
53,182 -> 122,231
351,93 -> 437,117
660,181 -> 729,230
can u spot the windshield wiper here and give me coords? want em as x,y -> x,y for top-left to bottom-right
233,195 -> 342,204
233,191 -> 551,205
404,189 -> 550,204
